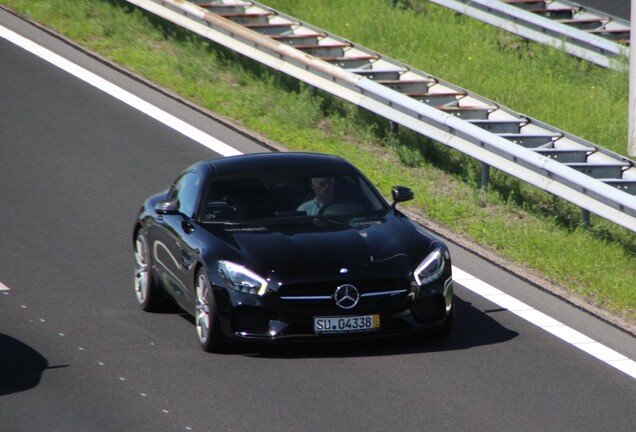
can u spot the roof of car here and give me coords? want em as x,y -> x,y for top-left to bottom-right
203,152 -> 355,179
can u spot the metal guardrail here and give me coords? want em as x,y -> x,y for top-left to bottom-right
125,0 -> 636,232
429,0 -> 630,70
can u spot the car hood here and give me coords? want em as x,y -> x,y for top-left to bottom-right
206,215 -> 434,281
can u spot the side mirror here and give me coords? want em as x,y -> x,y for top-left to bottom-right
155,199 -> 179,215
391,186 -> 414,208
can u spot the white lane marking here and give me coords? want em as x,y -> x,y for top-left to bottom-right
0,25 -> 242,157
0,282 -> 10,291
453,266 -> 636,379
2,25 -> 634,381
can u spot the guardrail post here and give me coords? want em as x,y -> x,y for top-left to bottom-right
481,162 -> 490,190
581,208 -> 591,228
390,121 -> 399,135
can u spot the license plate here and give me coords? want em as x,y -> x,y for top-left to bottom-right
314,315 -> 380,334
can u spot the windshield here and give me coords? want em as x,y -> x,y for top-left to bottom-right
198,170 -> 388,224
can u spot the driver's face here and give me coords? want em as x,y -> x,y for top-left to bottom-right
312,177 -> 334,203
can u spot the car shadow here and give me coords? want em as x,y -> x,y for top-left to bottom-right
228,296 -> 520,358
0,334 -> 67,396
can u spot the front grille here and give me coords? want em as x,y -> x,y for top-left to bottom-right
278,278 -> 410,316
278,278 -> 408,297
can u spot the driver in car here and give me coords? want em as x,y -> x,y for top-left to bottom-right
297,177 -> 335,216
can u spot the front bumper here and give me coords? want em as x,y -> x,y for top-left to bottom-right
214,277 -> 454,342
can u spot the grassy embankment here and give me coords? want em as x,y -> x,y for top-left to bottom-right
2,0 -> 634,322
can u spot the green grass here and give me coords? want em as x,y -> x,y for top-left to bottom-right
265,0 -> 629,156
2,0 -> 634,322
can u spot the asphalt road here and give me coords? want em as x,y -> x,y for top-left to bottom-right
1,6 -> 635,432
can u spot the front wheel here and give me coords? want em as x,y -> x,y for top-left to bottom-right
433,298 -> 455,340
195,269 -> 226,353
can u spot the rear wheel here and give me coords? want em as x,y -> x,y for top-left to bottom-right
133,232 -> 169,311
195,269 -> 226,353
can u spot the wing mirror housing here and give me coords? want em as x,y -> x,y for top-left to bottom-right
155,199 -> 179,215
391,186 -> 414,209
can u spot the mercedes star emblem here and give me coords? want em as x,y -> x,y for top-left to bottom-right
334,284 -> 360,310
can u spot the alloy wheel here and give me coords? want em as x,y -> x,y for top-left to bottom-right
134,235 -> 149,305
195,273 -> 210,344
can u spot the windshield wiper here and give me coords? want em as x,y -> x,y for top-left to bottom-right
199,219 -> 244,225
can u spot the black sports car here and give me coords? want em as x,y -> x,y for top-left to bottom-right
133,152 -> 454,352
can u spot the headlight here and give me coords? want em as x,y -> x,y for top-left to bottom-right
414,249 -> 445,286
218,261 -> 268,296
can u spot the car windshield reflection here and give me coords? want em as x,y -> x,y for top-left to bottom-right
198,171 -> 388,225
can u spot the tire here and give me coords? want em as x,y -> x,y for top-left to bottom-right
133,232 -> 170,312
433,298 -> 455,340
194,269 -> 226,353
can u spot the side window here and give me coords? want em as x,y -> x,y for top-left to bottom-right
173,172 -> 201,217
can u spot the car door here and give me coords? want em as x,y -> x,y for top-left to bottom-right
151,171 -> 201,306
